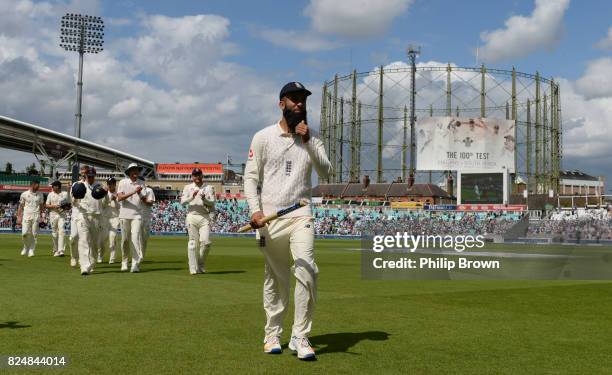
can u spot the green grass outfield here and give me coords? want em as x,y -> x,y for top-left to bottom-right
2,234 -> 612,374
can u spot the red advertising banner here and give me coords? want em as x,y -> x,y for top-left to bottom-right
457,204 -> 526,211
157,163 -> 223,174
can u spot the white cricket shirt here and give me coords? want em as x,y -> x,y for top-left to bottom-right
46,191 -> 69,217
103,191 -> 120,219
73,181 -> 105,215
244,122 -> 332,217
20,190 -> 44,217
117,178 -> 145,219
180,183 -> 215,217
141,187 -> 156,220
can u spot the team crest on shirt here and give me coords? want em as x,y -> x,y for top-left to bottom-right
248,148 -> 254,160
285,160 -> 292,176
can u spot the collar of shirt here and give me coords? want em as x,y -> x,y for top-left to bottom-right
276,122 -> 297,149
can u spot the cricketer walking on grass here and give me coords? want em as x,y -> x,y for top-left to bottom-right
180,167 -> 215,275
72,168 -> 109,275
244,81 -> 332,360
98,177 -> 120,264
45,180 -> 69,257
69,165 -> 90,267
117,163 -> 146,273
17,180 -> 44,257
138,176 -> 155,258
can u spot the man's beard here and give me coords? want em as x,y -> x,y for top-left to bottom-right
283,108 -> 307,133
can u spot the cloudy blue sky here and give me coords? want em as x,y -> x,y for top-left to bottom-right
1,0 -> 611,190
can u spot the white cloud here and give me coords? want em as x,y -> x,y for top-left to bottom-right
305,0 -> 413,39
255,0 -> 412,51
558,77 -> 612,160
256,27 -> 340,52
595,26 -> 612,51
0,4 -> 291,169
131,14 -> 234,89
478,0 -> 570,63
108,97 -> 141,118
573,57 -> 612,100
107,17 -> 132,27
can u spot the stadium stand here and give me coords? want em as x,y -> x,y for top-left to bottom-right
3,196 -> 612,240
527,207 -> 612,241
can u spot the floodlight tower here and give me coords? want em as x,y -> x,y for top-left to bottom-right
407,45 -> 420,187
59,13 -> 104,139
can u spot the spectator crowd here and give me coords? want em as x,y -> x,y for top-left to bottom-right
527,206 -> 612,240
3,198 -> 612,239
314,207 -> 523,236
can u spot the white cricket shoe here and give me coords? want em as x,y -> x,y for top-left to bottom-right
130,264 -> 140,273
27,249 -> 35,257
97,256 -> 102,264
70,258 -> 77,267
289,336 -> 316,360
20,248 -> 27,256
53,251 -> 61,257
121,262 -> 129,272
263,336 -> 282,354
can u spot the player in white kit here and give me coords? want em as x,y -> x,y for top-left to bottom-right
117,163 -> 145,273
72,167 -> 108,275
17,180 -> 45,257
138,176 -> 155,259
97,177 -> 120,264
180,168 -> 216,274
244,82 -> 332,360
45,180 -> 70,257
69,165 -> 89,267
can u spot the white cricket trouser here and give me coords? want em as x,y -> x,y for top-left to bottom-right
186,214 -> 212,274
77,214 -> 99,273
69,215 -> 79,261
21,213 -> 40,252
121,218 -> 143,267
141,216 -> 151,258
98,217 -> 120,262
97,216 -> 119,260
49,213 -> 66,255
257,216 -> 318,340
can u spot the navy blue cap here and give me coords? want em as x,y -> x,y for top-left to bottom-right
192,168 -> 203,176
91,183 -> 108,200
71,182 -> 86,199
279,82 -> 312,100
107,177 -> 116,184
86,167 -> 97,177
50,180 -> 62,187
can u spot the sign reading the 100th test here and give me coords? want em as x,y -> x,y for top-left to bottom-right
416,117 -> 516,172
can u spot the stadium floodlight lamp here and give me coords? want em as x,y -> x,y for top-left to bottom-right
59,13 -> 105,140
60,13 -> 105,54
